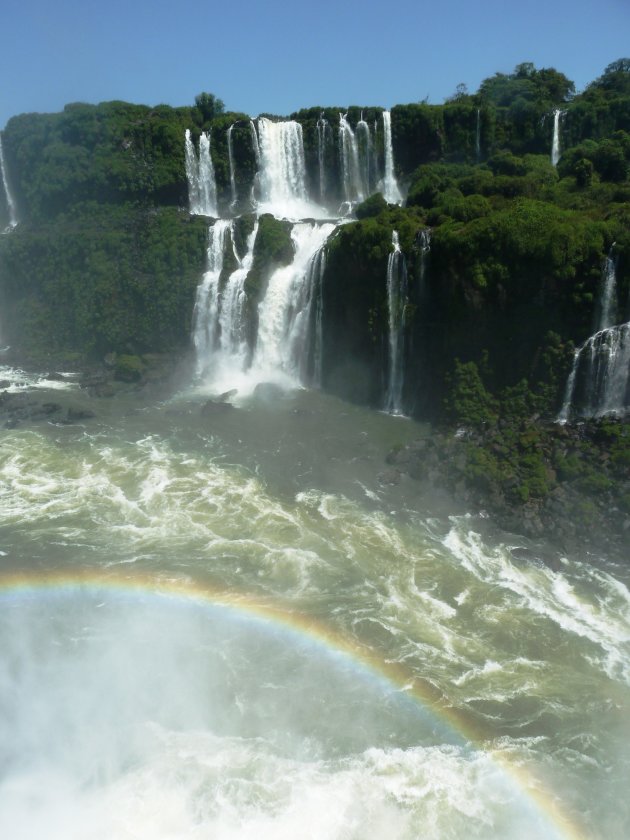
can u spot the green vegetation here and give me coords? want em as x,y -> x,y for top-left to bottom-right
0,204 -> 208,359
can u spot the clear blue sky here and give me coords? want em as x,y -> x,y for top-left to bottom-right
2,0 -> 629,129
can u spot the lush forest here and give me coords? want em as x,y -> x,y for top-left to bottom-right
1,60 -> 629,548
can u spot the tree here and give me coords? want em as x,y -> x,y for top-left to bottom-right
194,92 -> 225,123
446,82 -> 469,102
478,64 -> 574,106
590,59 -> 630,97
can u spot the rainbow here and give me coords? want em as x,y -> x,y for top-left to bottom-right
0,566 -> 587,839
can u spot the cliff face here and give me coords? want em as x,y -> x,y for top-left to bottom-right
1,63 -> 629,551
0,62 -> 629,413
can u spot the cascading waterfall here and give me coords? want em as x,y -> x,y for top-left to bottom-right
249,120 -> 262,209
0,134 -> 18,230
339,113 -> 365,209
558,323 -> 630,420
417,227 -> 431,297
218,220 -> 259,364
596,246 -> 618,332
551,109 -> 563,167
316,114 -> 331,203
380,110 -> 402,205
192,220 -> 232,374
356,113 -> 374,198
559,246 -> 628,420
310,245 -> 328,387
227,124 -> 238,209
254,223 -> 335,381
255,118 -> 312,219
185,129 -> 218,216
384,231 -> 408,415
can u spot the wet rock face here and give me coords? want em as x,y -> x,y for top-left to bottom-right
0,391 -> 96,429
386,417 -> 630,561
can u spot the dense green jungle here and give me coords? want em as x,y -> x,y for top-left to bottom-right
1,60 -> 629,553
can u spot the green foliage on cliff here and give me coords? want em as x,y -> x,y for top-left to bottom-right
2,102 -> 196,219
0,205 -> 208,359
0,59 -> 628,430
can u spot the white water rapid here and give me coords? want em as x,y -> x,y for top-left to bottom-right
1,371 -> 629,839
0,134 -> 18,230
185,129 -> 218,216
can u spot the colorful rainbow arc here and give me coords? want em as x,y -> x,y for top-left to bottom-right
0,567 -> 587,840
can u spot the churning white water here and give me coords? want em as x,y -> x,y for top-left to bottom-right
1,376 -> 629,839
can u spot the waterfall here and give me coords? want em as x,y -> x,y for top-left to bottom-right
185,129 -> 218,217
558,244 -> 627,421
417,228 -> 431,297
310,246 -> 328,387
192,220 -> 232,374
558,323 -> 630,420
227,124 -> 237,210
0,134 -> 18,230
551,110 -> 563,167
356,113 -> 374,197
317,114 -> 331,203
380,111 -> 402,205
218,220 -> 259,364
557,349 -> 581,424
249,120 -> 262,210
596,247 -> 618,332
475,109 -> 481,161
339,113 -> 365,209
254,223 -> 335,381
384,231 -> 408,415
255,118 -> 315,219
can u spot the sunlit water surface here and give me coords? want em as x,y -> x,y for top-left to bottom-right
0,370 -> 629,839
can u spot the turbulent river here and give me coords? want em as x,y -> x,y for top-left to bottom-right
0,366 -> 629,839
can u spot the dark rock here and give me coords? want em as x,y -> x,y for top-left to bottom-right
201,399 -> 235,416
217,389 -> 238,402
90,382 -> 115,398
377,468 -> 401,486
386,446 -> 411,466
40,402 -> 62,414
66,407 -> 96,422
